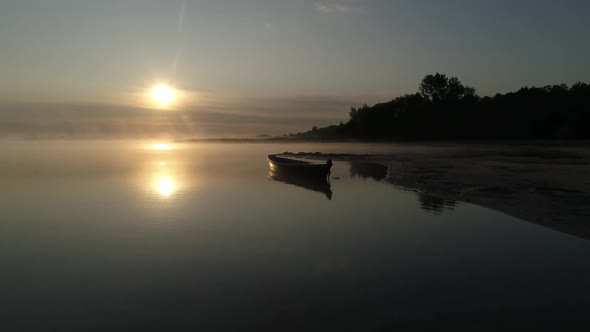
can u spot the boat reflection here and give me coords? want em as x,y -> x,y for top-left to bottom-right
268,168 -> 333,200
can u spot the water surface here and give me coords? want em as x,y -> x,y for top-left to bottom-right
1,141 -> 589,331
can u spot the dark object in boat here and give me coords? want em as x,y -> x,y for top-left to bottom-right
268,168 -> 333,200
267,154 -> 332,179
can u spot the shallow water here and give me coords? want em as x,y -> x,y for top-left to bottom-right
1,141 -> 589,330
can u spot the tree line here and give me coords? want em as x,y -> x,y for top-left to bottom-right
292,73 -> 590,140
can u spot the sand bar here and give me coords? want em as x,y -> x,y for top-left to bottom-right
284,143 -> 590,240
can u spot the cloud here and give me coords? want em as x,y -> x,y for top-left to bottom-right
0,94 -> 373,139
314,2 -> 355,14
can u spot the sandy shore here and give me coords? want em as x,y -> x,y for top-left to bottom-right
284,143 -> 590,240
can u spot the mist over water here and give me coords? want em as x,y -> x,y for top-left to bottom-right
0,97 -> 356,139
1,140 -> 589,330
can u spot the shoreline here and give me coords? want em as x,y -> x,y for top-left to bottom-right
176,137 -> 590,146
284,144 -> 590,240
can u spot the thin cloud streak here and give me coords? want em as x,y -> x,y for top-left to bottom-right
314,2 -> 356,14
0,93 -> 379,139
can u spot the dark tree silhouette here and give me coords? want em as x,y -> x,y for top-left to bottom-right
419,73 -> 449,103
292,74 -> 590,141
419,73 -> 476,102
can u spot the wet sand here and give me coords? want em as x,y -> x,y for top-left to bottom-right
284,143 -> 590,240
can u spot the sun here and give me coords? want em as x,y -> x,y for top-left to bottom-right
151,84 -> 176,106
153,143 -> 172,151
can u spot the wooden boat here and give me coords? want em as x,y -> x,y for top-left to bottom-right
268,154 -> 332,179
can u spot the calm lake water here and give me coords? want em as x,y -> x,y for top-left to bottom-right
1,141 -> 589,331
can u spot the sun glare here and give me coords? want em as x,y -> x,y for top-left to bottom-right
153,143 -> 172,151
151,84 -> 176,106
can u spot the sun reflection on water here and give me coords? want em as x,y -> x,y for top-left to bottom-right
156,177 -> 175,197
141,142 -> 187,201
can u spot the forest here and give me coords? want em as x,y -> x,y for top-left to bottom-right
293,74 -> 590,140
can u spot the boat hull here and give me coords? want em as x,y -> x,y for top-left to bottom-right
267,155 -> 332,179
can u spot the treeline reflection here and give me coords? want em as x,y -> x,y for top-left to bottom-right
269,160 -> 457,212
419,193 -> 456,214
349,161 -> 388,180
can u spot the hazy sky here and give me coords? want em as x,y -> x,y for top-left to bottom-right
1,0 -> 589,138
